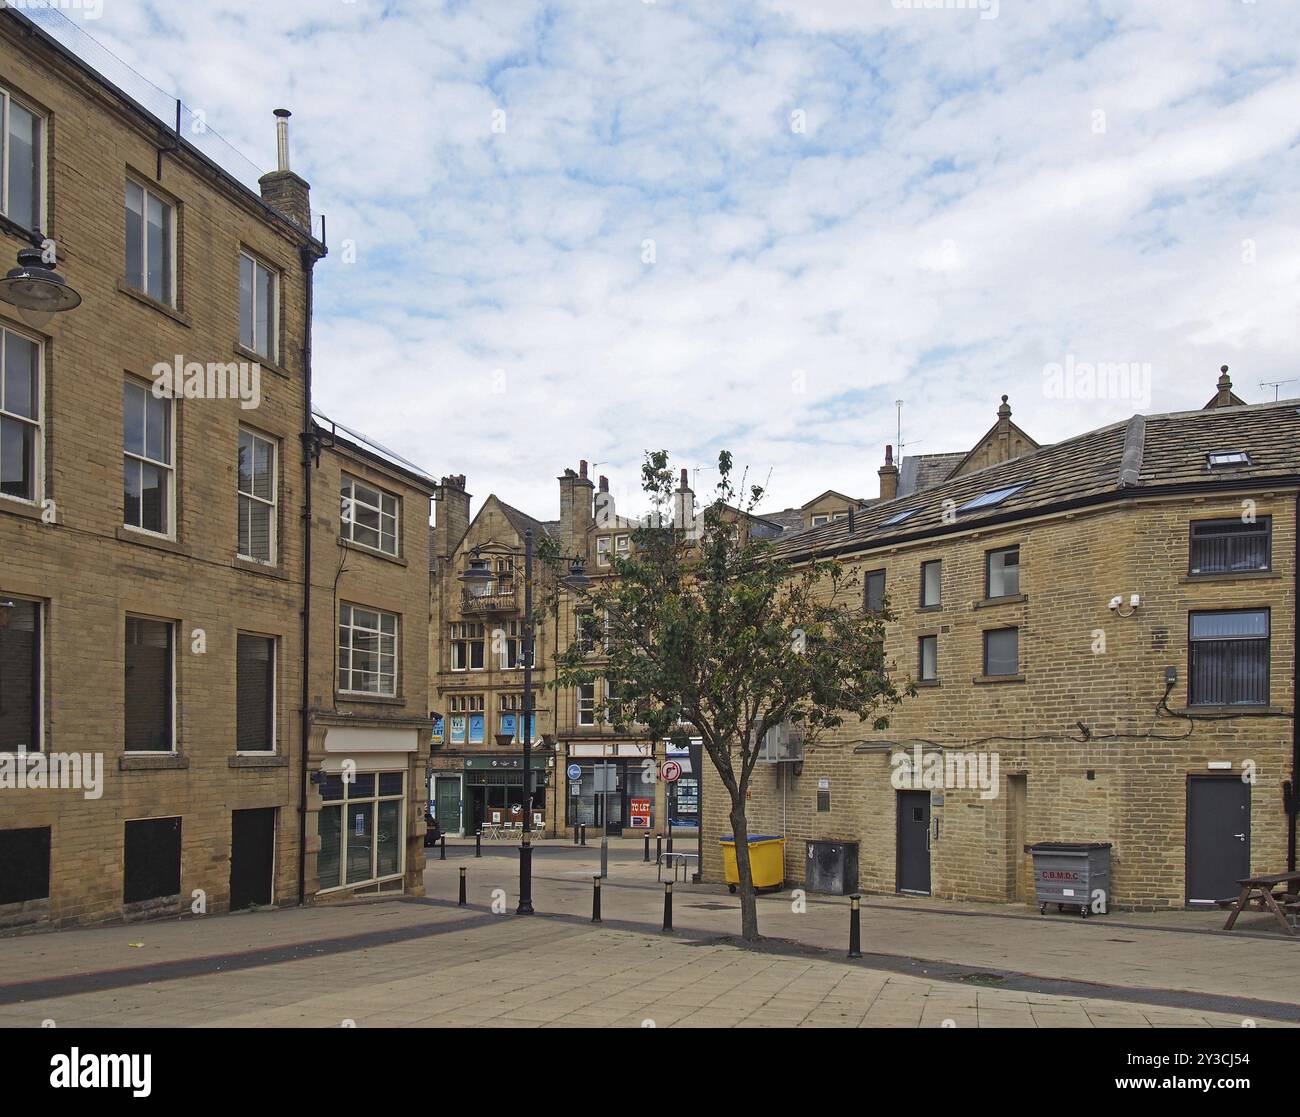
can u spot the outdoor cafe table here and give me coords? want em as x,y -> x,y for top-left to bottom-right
1222,872 -> 1300,936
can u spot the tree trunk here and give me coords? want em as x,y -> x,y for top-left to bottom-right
729,802 -> 760,942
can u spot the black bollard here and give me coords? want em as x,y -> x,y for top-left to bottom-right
440,834 -> 447,861
517,832 -> 534,915
458,865 -> 467,906
662,881 -> 673,932
848,894 -> 862,958
592,875 -> 602,923
643,833 -> 651,863
656,835 -> 663,863
573,823 -> 579,846
579,824 -> 587,847
475,828 -> 482,857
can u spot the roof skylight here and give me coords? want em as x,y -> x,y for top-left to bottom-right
1206,451 -> 1250,469
879,508 -> 917,527
957,483 -> 1027,512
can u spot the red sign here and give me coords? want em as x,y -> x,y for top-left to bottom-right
661,760 -> 682,783
629,798 -> 652,828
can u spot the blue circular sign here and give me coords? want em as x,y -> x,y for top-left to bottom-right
566,763 -> 582,781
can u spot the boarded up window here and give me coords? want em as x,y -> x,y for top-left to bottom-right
123,817 -> 181,904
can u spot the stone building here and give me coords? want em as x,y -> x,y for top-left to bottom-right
701,373 -> 1298,911
302,415 -> 435,903
429,463 -> 713,839
0,9 -> 433,928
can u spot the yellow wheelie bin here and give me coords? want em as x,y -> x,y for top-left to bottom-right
719,834 -> 786,893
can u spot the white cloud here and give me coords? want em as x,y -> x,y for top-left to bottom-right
56,0 -> 1300,520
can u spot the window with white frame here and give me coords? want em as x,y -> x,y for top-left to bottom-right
338,604 -> 398,696
123,379 -> 173,536
316,770 -> 405,890
239,251 -> 278,361
447,694 -> 483,744
237,429 -> 276,562
1,88 -> 44,231
499,693 -> 525,741
596,536 -> 611,566
498,619 -> 522,669
340,474 -> 399,555
0,327 -> 41,502
125,179 -> 176,306
614,534 -> 630,558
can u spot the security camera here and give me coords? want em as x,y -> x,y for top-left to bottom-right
1108,595 -> 1123,610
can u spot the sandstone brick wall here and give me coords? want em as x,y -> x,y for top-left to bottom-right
0,21 -> 318,928
702,493 -> 1296,910
300,444 -> 434,901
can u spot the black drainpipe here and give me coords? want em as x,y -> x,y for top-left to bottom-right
1289,489 -> 1299,872
297,245 -> 319,906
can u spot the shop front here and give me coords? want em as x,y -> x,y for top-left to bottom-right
463,755 -> 551,834
564,741 -> 660,836
316,723 -> 424,898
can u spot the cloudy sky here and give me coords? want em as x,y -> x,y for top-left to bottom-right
49,0 -> 1300,521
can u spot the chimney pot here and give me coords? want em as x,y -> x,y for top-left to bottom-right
579,460 -> 588,480
599,475 -> 608,492
273,108 -> 292,172
679,468 -> 688,489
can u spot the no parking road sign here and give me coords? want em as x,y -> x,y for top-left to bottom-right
660,760 -> 682,783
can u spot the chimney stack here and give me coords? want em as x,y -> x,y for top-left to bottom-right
599,475 -> 608,492
673,468 -> 695,533
558,463 -> 595,561
433,475 -> 471,560
878,444 -> 899,502
258,108 -> 312,232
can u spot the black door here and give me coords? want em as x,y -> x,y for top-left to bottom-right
1186,778 -> 1250,904
897,791 -> 931,894
230,808 -> 276,910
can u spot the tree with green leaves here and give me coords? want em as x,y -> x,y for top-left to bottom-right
542,450 -> 909,942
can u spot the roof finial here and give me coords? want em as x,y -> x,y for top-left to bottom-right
998,394 -> 1011,420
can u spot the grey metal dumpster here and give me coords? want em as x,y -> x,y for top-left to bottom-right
1029,842 -> 1111,917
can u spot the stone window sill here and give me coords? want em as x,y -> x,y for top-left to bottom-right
117,278 -> 190,326
336,692 -> 407,707
230,753 -> 289,768
119,753 -> 189,770
914,679 -> 941,688
234,342 -> 290,378
973,673 -> 1026,685
117,525 -> 192,556
341,539 -> 407,567
0,493 -> 44,522
233,554 -> 287,579
975,593 -> 1027,609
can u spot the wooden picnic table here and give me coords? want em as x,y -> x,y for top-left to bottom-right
1222,872 -> 1300,936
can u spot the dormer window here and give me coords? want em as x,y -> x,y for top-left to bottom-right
1206,451 -> 1250,469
